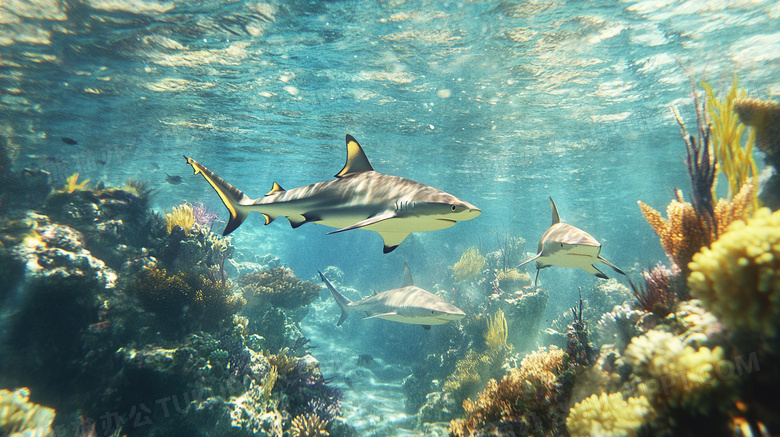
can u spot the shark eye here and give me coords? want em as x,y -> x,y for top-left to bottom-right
451,205 -> 457,212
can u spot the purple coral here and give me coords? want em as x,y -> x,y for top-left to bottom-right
192,202 -> 222,229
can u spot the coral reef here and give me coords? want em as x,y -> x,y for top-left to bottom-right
449,346 -> 566,436
61,172 -> 90,194
451,246 -> 486,282
165,203 -> 196,235
688,207 -> 780,337
629,263 -> 678,318
129,267 -> 245,336
495,287 -> 548,353
494,268 -> 531,293
566,391 -> 653,437
239,266 -> 321,310
0,387 -> 55,437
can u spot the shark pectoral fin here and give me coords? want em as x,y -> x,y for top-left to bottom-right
598,256 -> 626,276
421,325 -> 431,330
380,232 -> 410,254
335,135 -> 374,177
364,312 -> 397,320
516,253 -> 541,269
184,156 -> 253,236
327,212 -> 398,234
583,264 -> 609,279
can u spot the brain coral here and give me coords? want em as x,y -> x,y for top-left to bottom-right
566,391 -> 652,437
688,207 -> 780,337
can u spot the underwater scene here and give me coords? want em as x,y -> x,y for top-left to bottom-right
1,0 -> 779,436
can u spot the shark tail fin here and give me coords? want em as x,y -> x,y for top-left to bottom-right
184,156 -> 253,236
318,270 -> 352,326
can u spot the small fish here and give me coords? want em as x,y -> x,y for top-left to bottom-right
61,137 -> 78,145
165,173 -> 184,184
518,197 -> 626,286
319,262 -> 466,329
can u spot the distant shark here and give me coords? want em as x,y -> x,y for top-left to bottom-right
518,197 -> 626,285
318,263 -> 466,329
184,135 -> 480,253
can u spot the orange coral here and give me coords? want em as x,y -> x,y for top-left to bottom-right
638,183 -> 754,277
449,347 -> 565,436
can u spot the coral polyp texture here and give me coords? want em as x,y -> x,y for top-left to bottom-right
452,246 -> 486,282
289,413 -> 329,437
623,330 -> 726,411
0,387 -> 55,437
165,203 -> 196,235
566,391 -> 653,437
688,207 -> 780,337
238,266 -> 321,310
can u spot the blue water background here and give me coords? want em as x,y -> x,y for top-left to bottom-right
2,0 -> 778,349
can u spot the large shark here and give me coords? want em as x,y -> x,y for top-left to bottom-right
518,197 -> 626,285
184,135 -> 480,253
318,263 -> 466,329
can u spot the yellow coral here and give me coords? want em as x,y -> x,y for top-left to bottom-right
62,173 -> 90,193
0,387 -> 55,436
165,203 -> 196,234
703,76 -> 759,206
688,207 -> 780,337
734,97 -> 780,161
484,309 -> 508,350
566,392 -> 653,437
452,246 -> 486,282
623,330 -> 725,409
289,413 -> 328,436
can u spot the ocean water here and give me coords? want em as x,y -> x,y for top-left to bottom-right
1,0 -> 779,436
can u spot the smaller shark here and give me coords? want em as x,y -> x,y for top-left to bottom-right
517,197 -> 626,286
318,263 -> 466,329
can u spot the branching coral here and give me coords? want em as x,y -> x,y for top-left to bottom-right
629,263 -> 678,317
130,267 -> 245,334
623,330 -> 726,410
62,173 -> 90,193
165,203 -> 196,235
289,413 -> 329,437
638,183 -> 754,279
0,387 -> 55,436
703,76 -> 759,205
449,347 -> 565,436
452,246 -> 486,282
484,309 -> 508,350
688,207 -> 780,337
566,391 -> 653,437
238,266 -> 321,310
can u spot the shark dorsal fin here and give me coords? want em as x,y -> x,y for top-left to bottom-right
266,182 -> 285,196
402,261 -> 414,287
549,197 -> 561,225
335,135 -> 374,177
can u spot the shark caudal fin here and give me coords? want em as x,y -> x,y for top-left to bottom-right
318,270 -> 353,326
184,156 -> 254,236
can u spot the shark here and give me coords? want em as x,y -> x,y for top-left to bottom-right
517,197 -> 626,286
318,263 -> 466,329
184,135 -> 480,253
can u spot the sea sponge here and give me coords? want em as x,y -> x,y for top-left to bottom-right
623,330 -> 725,410
734,97 -> 780,166
566,391 -> 653,437
688,207 -> 780,337
0,387 -> 55,436
165,203 -> 196,235
452,246 -> 486,282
